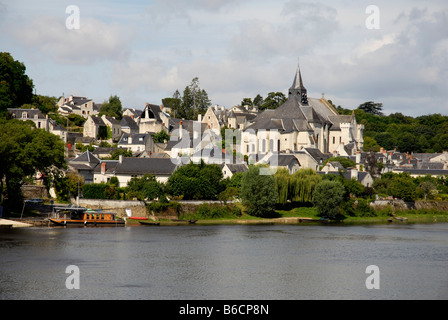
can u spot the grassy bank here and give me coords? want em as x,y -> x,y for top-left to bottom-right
138,205 -> 448,226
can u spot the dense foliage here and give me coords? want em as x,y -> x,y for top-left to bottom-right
99,95 -> 123,120
166,161 -> 226,200
126,174 -> 164,201
0,52 -> 34,112
336,102 -> 448,153
163,77 -> 211,120
312,180 -> 345,218
0,119 -> 66,205
240,165 -> 278,217
275,168 -> 322,205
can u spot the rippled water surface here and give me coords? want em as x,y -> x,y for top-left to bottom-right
1,223 -> 447,299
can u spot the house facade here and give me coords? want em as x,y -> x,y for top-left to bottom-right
8,108 -> 49,130
83,116 -> 106,139
93,156 -> 178,186
138,103 -> 169,134
117,132 -> 155,154
57,95 -> 100,118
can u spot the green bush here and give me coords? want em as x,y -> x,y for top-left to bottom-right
147,200 -> 182,215
190,203 -> 241,219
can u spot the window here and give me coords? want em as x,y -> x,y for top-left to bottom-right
333,137 -> 335,144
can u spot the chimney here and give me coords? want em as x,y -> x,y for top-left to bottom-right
145,103 -> 149,118
351,167 -> 358,180
119,155 -> 123,164
128,135 -> 132,144
198,114 -> 202,122
179,121 -> 183,139
355,151 -> 361,164
101,162 -> 106,174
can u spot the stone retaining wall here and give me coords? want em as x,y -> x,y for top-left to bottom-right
372,200 -> 448,211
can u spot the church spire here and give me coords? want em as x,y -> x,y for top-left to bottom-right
288,63 -> 308,105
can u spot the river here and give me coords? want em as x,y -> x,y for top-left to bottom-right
0,223 -> 447,300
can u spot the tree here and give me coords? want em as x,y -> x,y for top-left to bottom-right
374,132 -> 396,150
365,151 -> 381,178
312,180 -> 345,218
260,92 -> 287,110
357,101 -> 384,116
321,156 -> 356,169
0,52 -> 34,113
162,93 -> 182,118
31,95 -> 58,114
100,95 -> 122,120
363,136 -> 381,152
275,168 -> 322,205
152,130 -> 170,143
126,174 -> 164,201
178,77 -> 211,120
110,148 -> 132,160
53,172 -> 84,202
0,119 -> 65,205
240,165 -> 278,217
241,98 -> 253,107
253,94 -> 264,109
166,161 -> 225,200
373,172 -> 418,202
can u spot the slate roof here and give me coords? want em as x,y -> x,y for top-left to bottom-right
245,94 -> 344,134
7,108 -> 46,119
220,163 -> 249,173
90,116 -> 106,126
118,133 -> 152,145
302,148 -> 331,163
394,168 -> 448,176
120,116 -> 139,131
417,162 -> 445,170
114,158 -> 178,175
140,103 -> 163,123
70,151 -> 101,166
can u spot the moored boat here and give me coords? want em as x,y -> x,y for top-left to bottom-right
50,207 -> 125,227
139,221 -> 160,226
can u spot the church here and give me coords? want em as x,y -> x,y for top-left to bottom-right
240,65 -> 364,159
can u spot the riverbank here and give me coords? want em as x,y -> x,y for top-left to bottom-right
5,201 -> 448,227
126,210 -> 448,226
0,218 -> 33,228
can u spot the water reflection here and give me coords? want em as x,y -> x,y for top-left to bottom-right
0,224 -> 447,299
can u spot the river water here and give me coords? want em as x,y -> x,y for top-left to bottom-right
0,223 -> 447,300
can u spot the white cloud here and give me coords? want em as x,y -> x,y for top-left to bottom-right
12,15 -> 132,65
1,0 -> 447,116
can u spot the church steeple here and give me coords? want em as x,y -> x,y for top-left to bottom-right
288,64 -> 308,105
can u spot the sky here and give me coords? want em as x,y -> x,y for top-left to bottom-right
1,0 -> 447,116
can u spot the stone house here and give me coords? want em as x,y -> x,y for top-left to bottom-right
101,115 -> 122,142
83,116 -> 106,139
57,95 -> 100,118
117,132 -> 155,154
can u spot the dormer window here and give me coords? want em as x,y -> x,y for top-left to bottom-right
22,112 -> 28,119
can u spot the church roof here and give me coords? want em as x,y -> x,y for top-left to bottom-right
290,65 -> 306,91
246,94 -> 340,133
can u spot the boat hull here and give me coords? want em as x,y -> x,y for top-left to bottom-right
50,219 -> 125,227
139,221 -> 160,226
